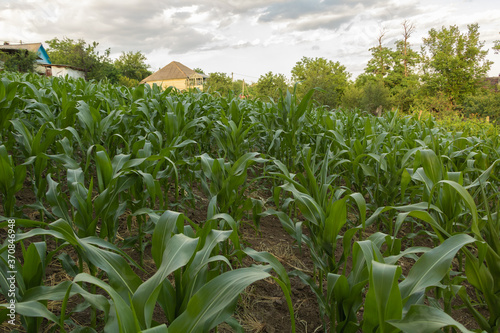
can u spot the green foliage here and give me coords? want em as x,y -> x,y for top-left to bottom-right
206,72 -> 233,95
1,72 -> 500,332
254,71 -> 289,101
45,37 -> 116,82
0,50 -> 38,73
360,79 -> 392,114
340,84 -> 363,110
114,51 -> 151,82
291,56 -> 351,107
364,33 -> 392,78
410,91 -> 456,117
118,75 -> 140,88
461,89 -> 500,122
420,23 -> 492,104
231,79 -> 250,96
435,111 -> 498,137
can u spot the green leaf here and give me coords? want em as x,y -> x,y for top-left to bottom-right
22,243 -> 44,290
362,261 -> 402,333
420,149 -> 442,185
141,325 -> 168,333
388,304 -> 475,333
399,234 -> 475,300
243,248 -> 295,332
96,147 -> 113,192
151,211 -> 183,267
1,301 -> 60,327
169,267 -> 270,333
73,273 -> 138,333
132,234 -> 199,329
433,180 -> 480,238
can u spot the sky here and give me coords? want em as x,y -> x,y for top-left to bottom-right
1,0 -> 499,83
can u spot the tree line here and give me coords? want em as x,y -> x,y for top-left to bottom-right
246,23 -> 499,121
1,23 -> 499,120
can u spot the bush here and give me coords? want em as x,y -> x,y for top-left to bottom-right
0,50 -> 37,73
118,75 -> 140,88
360,80 -> 392,114
340,84 -> 363,110
461,89 -> 500,122
409,91 -> 457,117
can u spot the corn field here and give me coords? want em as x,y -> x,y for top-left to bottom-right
0,72 -> 499,333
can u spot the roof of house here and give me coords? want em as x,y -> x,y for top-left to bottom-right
0,42 -> 42,52
0,42 -> 51,64
141,61 -> 207,83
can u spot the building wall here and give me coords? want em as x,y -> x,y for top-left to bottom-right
51,66 -> 85,79
147,79 -> 187,90
146,80 -> 205,91
35,65 -> 85,79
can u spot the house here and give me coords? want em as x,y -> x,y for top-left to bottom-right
0,42 -> 51,64
36,64 -> 86,79
141,61 -> 208,90
0,42 -> 85,79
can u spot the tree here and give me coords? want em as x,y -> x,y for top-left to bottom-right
364,30 -> 392,79
494,35 -> 500,54
291,56 -> 351,107
254,71 -> 289,101
193,68 -> 205,74
420,23 -> 492,104
385,21 -> 421,112
114,51 -> 151,82
45,37 -> 118,82
118,75 -> 140,88
401,20 -> 416,78
340,83 -> 363,110
206,72 -> 233,95
0,50 -> 38,73
360,79 -> 392,114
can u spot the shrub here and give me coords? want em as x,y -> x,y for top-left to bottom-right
461,89 -> 500,122
360,79 -> 392,114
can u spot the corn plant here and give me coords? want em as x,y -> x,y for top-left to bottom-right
265,88 -> 315,169
0,76 -> 24,150
196,152 -> 266,224
1,209 -> 294,332
269,153 -> 366,275
0,145 -> 26,217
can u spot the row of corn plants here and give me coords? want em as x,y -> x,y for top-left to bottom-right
0,72 -> 499,332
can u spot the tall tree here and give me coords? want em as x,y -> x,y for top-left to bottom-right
420,23 -> 492,104
114,51 -> 151,82
45,37 -> 118,82
385,21 -> 421,111
254,71 -> 289,101
364,30 -> 393,79
401,20 -> 416,78
206,72 -> 233,95
291,56 -> 351,107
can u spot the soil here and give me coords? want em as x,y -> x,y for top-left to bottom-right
0,176 -> 491,333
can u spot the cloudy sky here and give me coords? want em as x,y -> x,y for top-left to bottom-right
1,0 -> 499,82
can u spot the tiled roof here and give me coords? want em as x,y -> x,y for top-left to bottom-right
141,61 -> 206,83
